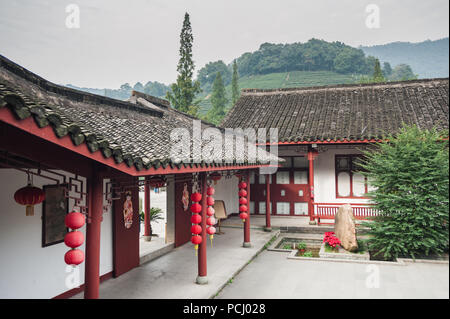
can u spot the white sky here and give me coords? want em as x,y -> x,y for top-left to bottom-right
0,0 -> 448,88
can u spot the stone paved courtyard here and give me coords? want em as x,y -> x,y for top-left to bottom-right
215,250 -> 449,299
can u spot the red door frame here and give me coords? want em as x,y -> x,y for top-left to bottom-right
251,157 -> 310,216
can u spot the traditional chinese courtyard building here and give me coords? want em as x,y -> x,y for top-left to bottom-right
221,79 -> 449,225
1,53 -> 448,299
0,55 -> 278,298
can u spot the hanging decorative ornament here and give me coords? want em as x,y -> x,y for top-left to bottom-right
64,230 -> 84,248
239,212 -> 249,222
190,203 -> 202,214
64,210 -> 86,265
191,235 -> 202,255
238,181 -> 247,189
206,187 -> 215,196
206,196 -> 215,206
238,176 -> 248,222
191,192 -> 202,203
14,172 -> 45,216
191,224 -> 202,235
123,191 -> 133,229
206,216 -> 216,226
65,211 -> 86,229
191,213 -> 202,224
206,182 -> 216,247
207,226 -> 216,247
64,249 -> 85,265
182,183 -> 190,211
238,189 -> 247,197
206,206 -> 215,216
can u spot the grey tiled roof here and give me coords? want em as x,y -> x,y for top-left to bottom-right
221,79 -> 449,142
0,55 -> 279,171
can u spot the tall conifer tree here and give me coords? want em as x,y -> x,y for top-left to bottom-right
231,60 -> 240,105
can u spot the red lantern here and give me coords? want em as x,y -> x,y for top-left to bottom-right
239,205 -> 248,212
239,197 -> 248,205
14,184 -> 45,216
207,226 -> 216,235
191,224 -> 202,235
239,212 -> 249,222
191,235 -> 202,245
238,182 -> 247,189
190,203 -> 202,214
191,192 -> 202,203
206,206 -> 215,216
65,211 -> 86,230
64,231 -> 84,248
207,216 -> 216,226
206,187 -> 215,196
206,196 -> 215,206
64,249 -> 84,265
191,214 -> 202,224
238,189 -> 247,197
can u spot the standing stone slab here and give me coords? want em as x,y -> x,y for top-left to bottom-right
334,204 -> 358,252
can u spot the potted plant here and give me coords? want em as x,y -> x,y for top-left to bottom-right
140,207 -> 164,241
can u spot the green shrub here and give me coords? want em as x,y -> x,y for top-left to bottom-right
359,125 -> 449,260
302,251 -> 313,257
297,242 -> 307,250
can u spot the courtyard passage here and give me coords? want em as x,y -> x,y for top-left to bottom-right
216,250 -> 449,299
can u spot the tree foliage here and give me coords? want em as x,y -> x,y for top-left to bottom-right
197,60 -> 231,91
166,12 -> 201,113
231,60 -> 240,105
389,64 -> 417,81
233,39 -> 378,77
359,125 -> 449,260
205,72 -> 227,125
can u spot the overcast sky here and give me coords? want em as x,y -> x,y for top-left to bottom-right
0,0 -> 448,88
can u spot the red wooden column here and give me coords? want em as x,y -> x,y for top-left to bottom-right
143,179 -> 151,241
264,174 -> 272,231
84,171 -> 103,299
308,150 -> 317,225
196,173 -> 208,284
243,171 -> 251,247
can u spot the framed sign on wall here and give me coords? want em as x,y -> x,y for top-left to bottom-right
42,184 -> 69,247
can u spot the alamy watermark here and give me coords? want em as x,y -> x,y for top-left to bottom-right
65,4 -> 80,29
365,4 -> 380,29
170,120 -> 279,175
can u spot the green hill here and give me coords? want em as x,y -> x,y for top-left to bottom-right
197,70 -> 358,115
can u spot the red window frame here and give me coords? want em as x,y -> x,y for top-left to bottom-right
335,155 -> 368,199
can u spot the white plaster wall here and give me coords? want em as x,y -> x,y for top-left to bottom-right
314,148 -> 371,205
0,169 -> 113,298
212,176 -> 240,216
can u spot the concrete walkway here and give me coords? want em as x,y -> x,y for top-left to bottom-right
215,250 -> 449,299
72,227 -> 277,299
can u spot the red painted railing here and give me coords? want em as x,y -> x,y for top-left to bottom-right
312,202 -> 378,225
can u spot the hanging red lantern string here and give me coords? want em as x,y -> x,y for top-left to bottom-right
64,210 -> 86,266
190,175 -> 203,255
238,176 -> 248,223
206,180 -> 216,247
